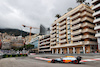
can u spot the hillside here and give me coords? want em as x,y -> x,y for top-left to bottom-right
0,28 -> 34,37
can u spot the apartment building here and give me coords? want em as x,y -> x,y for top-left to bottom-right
51,4 -> 97,54
39,35 -> 51,53
29,35 -> 40,53
92,0 -> 100,52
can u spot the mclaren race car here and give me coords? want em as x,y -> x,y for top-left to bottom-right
48,56 -> 82,64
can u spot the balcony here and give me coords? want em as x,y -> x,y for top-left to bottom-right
72,35 -> 82,41
93,18 -> 100,23
92,3 -> 100,10
82,23 -> 94,28
91,0 -> 99,4
84,41 -> 97,45
82,11 -> 93,17
95,33 -> 100,37
82,17 -> 93,22
59,25 -> 66,30
81,7 -> 94,13
40,38 -> 50,42
59,34 -> 66,39
51,42 -> 56,45
52,26 -> 56,30
70,13 -> 81,20
59,21 -> 66,26
83,35 -> 96,39
52,22 -> 57,27
73,41 -> 83,45
70,8 -> 80,16
51,34 -> 56,38
40,42 -> 50,46
71,29 -> 82,35
59,39 -> 66,43
82,28 -> 95,33
71,24 -> 82,30
51,38 -> 56,41
94,25 -> 100,30
71,18 -> 81,25
59,30 -> 66,34
39,46 -> 50,48
93,10 -> 100,17
39,49 -> 51,51
45,42 -> 50,44
51,30 -> 56,34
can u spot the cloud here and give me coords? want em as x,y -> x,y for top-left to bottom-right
0,0 -> 91,33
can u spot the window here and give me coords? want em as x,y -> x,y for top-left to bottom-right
67,17 -> 70,20
69,41 -> 71,44
57,38 -> 59,41
68,31 -> 71,34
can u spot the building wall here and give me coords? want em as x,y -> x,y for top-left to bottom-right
92,0 -> 100,52
39,35 -> 51,53
51,4 -> 98,54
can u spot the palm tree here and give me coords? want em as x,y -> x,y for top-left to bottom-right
76,0 -> 86,4
55,14 -> 61,18
85,2 -> 90,6
67,8 -> 73,12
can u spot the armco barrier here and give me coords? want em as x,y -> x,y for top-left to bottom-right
2,54 -> 28,58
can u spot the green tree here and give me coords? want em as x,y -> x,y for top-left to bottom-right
67,8 -> 73,12
76,0 -> 86,4
55,14 -> 61,18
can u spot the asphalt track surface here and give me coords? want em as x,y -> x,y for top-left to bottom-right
0,57 -> 100,67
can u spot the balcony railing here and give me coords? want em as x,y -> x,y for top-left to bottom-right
40,38 -> 50,42
82,11 -> 93,17
83,35 -> 96,39
71,18 -> 81,25
51,38 -> 56,41
59,30 -> 66,34
91,0 -> 99,4
59,39 -> 66,43
71,29 -> 82,35
82,17 -> 93,22
84,41 -> 97,45
93,18 -> 100,23
51,30 -> 56,34
73,41 -> 83,45
52,22 -> 57,27
59,34 -> 66,39
81,7 -> 94,13
94,25 -> 100,30
71,24 -> 82,30
72,35 -> 82,41
70,9 -> 80,16
51,42 -> 56,45
52,26 -> 56,30
39,46 -> 50,48
51,34 -> 56,38
70,13 -> 81,20
82,28 -> 95,33
95,33 -> 100,37
59,25 -> 66,30
59,21 -> 66,26
39,49 -> 51,51
92,3 -> 100,10
40,42 -> 50,46
82,22 -> 94,28
93,10 -> 100,17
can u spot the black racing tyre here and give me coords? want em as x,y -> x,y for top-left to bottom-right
51,59 -> 55,63
73,60 -> 78,64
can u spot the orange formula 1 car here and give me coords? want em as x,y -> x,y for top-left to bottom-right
48,56 -> 82,64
